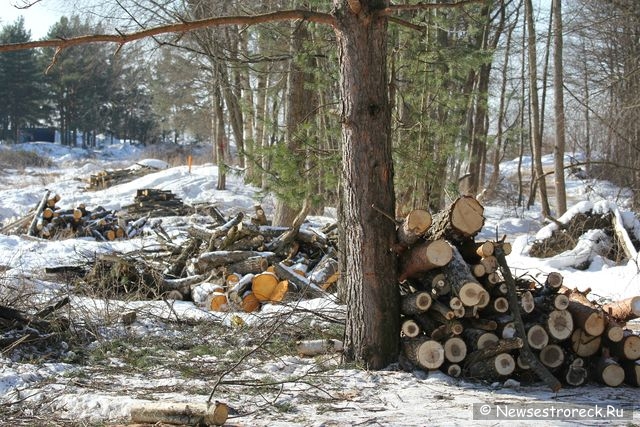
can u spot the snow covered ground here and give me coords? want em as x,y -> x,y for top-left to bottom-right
0,142 -> 639,426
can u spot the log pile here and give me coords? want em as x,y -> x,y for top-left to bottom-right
87,165 -> 157,190
4,190 -> 186,241
179,208 -> 339,314
124,188 -> 192,217
397,196 -> 640,388
10,191 -> 130,241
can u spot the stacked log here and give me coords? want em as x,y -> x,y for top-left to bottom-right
124,188 -> 192,217
399,196 -> 640,388
87,165 -> 158,190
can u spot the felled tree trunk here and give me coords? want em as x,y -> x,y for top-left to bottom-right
129,401 -> 228,426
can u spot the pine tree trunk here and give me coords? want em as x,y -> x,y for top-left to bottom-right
334,0 -> 399,370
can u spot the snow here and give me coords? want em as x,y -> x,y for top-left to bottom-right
0,142 -> 639,425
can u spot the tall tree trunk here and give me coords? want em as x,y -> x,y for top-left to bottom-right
486,9 -> 519,198
525,0 -> 551,217
213,85 -> 227,190
333,0 -> 399,370
273,20 -> 316,226
552,0 -> 567,215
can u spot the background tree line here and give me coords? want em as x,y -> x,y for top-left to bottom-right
2,0 -> 637,211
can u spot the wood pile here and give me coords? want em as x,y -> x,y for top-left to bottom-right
396,195 -> 640,389
124,188 -> 192,217
173,204 -> 339,314
2,190 -> 173,241
87,165 -> 157,190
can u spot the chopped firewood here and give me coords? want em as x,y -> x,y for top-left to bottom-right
443,336 -> 467,363
401,318 -> 422,338
545,309 -> 574,341
441,245 -> 489,307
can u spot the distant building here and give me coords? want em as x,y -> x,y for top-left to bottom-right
19,127 -> 56,143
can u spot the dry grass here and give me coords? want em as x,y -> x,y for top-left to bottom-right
0,148 -> 54,170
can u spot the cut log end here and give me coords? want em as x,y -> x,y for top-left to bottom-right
539,344 -> 565,369
459,282 -> 489,307
451,196 -> 485,236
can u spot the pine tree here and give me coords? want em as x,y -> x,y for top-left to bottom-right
0,17 -> 45,143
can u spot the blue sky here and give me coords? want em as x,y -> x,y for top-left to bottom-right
2,1 -> 64,39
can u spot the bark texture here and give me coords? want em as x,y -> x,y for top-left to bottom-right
334,0 -> 399,369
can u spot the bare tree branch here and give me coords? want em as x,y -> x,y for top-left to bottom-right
12,0 -> 44,9
384,0 -> 485,14
0,9 -> 336,53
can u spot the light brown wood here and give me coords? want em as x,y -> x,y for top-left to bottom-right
570,328 -> 602,357
519,290 -> 535,314
401,318 -> 421,338
441,245 -> 489,306
596,356 -> 625,387
130,401 -> 228,426
605,320 -> 624,343
546,309 -> 574,341
475,241 -> 495,258
602,296 -> 640,322
443,336 -> 467,363
423,195 -> 485,243
403,337 -> 445,370
609,331 -> 640,360
545,271 -> 563,291
398,239 -> 453,282
480,256 -> 498,275
463,328 -> 499,351
401,291 -> 433,315
396,209 -> 432,246
567,301 -> 606,337
468,353 -> 515,380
